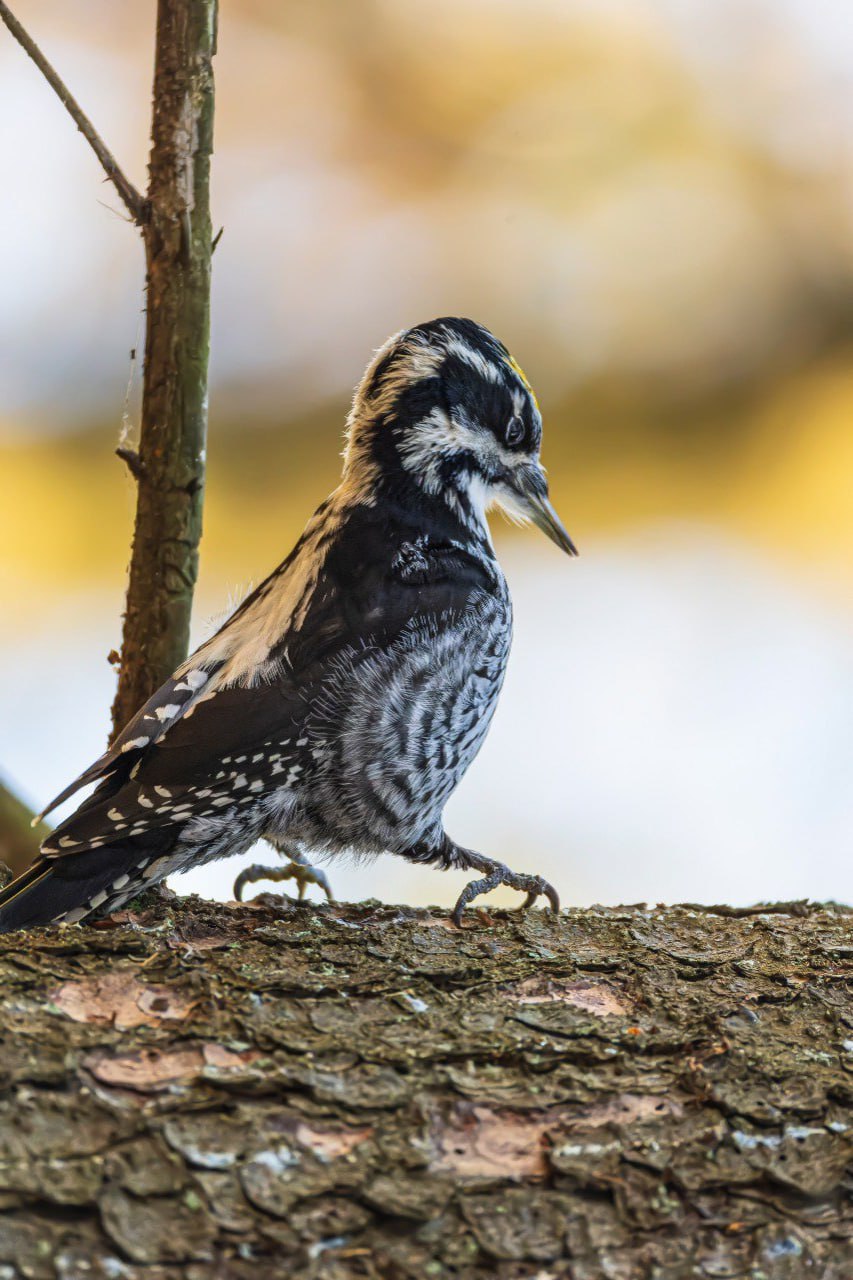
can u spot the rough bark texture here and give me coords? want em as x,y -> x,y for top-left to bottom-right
0,777 -> 49,878
111,0 -> 218,739
0,892 -> 850,1278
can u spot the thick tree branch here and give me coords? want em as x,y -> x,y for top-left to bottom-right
0,895 -> 849,1275
0,0 -> 146,224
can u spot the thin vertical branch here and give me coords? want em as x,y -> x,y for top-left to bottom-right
110,0 -> 218,738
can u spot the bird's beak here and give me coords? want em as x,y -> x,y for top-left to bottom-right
526,490 -> 578,556
507,465 -> 578,556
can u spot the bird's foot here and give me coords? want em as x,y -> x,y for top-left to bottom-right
451,858 -> 559,927
233,860 -> 334,905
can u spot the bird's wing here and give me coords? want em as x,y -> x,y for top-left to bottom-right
35,496 -> 328,826
39,678 -> 314,855
40,524 -> 496,858
35,662 -> 222,823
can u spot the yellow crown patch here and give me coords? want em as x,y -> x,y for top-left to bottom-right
505,354 -> 539,411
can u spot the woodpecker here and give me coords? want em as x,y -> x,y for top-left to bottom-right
0,318 -> 576,934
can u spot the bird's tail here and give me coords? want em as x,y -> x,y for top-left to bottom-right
0,842 -> 165,935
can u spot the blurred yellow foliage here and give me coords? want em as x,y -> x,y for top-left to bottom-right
2,355 -> 850,628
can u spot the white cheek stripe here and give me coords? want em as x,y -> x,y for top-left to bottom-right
398,407 -> 530,539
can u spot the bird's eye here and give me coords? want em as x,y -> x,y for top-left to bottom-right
505,416 -> 525,448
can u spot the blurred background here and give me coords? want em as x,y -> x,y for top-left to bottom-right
1,0 -> 851,909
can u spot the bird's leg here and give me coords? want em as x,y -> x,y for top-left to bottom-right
233,842 -> 334,904
405,829 -> 559,926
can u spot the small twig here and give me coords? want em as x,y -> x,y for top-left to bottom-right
116,447 -> 144,481
96,198 -> 136,225
0,0 -> 146,225
211,225 -> 224,253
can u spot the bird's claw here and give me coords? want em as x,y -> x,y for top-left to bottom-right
451,862 -> 559,927
233,860 -> 334,904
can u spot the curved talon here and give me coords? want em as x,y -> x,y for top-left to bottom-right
297,863 -> 334,903
451,862 -> 559,926
234,863 -> 271,902
233,860 -> 334,904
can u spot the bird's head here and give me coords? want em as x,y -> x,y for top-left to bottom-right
343,317 -> 577,555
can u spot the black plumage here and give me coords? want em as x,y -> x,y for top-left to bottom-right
0,318 -> 576,933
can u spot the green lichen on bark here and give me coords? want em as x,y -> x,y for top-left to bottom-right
0,895 -> 850,1277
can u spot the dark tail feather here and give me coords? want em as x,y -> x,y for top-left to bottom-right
0,843 -> 164,934
0,861 -> 57,933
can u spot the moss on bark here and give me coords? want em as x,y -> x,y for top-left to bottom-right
0,894 -> 850,1277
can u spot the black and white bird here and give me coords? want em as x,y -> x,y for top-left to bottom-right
0,318 -> 576,934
